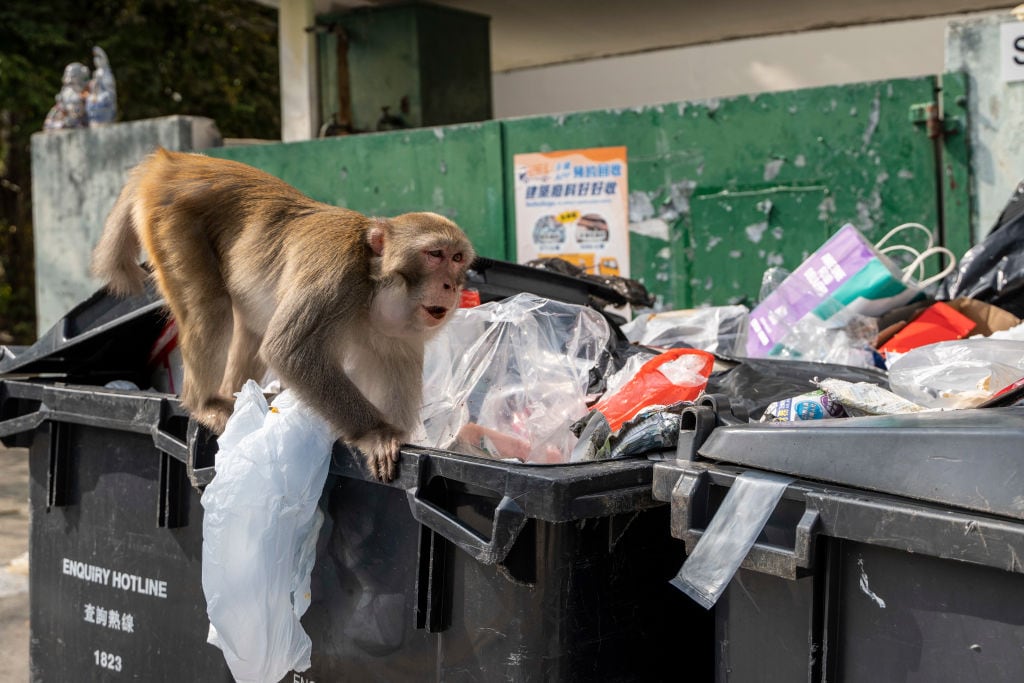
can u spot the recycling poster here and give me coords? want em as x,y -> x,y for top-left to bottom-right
513,146 -> 629,278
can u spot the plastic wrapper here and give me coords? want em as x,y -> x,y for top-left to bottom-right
413,293 -> 611,464
887,339 -> 1024,409
767,311 -> 879,369
570,402 -> 686,461
602,351 -> 656,396
201,380 -> 334,683
620,305 -> 748,355
758,266 -> 791,301
760,389 -> 847,422
671,470 -> 795,609
588,348 -> 715,432
705,357 -> 889,421
815,378 -> 928,416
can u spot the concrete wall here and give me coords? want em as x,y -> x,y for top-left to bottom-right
492,15 -> 957,119
946,13 -> 1024,240
31,116 -> 221,334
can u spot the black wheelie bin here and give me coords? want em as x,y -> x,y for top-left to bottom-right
655,406 -> 1024,682
0,274 -> 713,682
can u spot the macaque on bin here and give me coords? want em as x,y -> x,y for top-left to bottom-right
92,148 -> 475,481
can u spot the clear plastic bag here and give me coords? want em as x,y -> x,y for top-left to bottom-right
201,380 -> 334,683
887,338 -> 1024,409
413,293 -> 611,464
768,310 -> 879,369
619,305 -> 748,355
671,470 -> 795,609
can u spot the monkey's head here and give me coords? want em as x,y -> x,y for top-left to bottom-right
368,212 -> 476,335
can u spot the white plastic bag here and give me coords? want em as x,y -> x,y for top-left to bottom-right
201,380 -> 334,683
888,339 -> 1024,409
620,305 -> 748,355
412,293 -> 611,464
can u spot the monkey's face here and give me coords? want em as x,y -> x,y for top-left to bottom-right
369,213 -> 475,336
413,243 -> 471,330
371,241 -> 471,337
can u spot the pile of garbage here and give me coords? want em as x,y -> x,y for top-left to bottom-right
418,194 -> 1024,466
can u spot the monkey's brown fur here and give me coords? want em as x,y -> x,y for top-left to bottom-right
92,149 -> 475,481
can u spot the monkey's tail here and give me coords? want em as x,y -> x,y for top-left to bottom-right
91,178 -> 147,297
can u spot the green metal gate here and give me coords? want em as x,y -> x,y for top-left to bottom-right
209,121 -> 508,259
501,73 -> 971,309
209,73 -> 971,311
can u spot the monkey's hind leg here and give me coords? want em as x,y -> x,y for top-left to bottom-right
158,278 -> 237,434
219,308 -> 267,399
179,296 -> 237,433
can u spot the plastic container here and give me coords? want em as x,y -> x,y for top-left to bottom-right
654,408 -> 1024,682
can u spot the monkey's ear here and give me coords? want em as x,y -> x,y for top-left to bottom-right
368,219 -> 389,257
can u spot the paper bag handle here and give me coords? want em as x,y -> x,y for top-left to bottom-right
902,245 -> 957,287
874,223 -> 956,287
875,222 -> 935,251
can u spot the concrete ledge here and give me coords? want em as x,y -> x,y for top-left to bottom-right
31,116 -> 221,335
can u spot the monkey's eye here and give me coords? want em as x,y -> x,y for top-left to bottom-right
427,249 -> 444,259
453,253 -> 463,263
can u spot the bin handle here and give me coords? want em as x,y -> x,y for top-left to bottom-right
407,487 -> 526,566
0,410 -> 47,439
670,468 -> 819,579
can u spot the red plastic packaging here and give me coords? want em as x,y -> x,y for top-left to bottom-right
459,289 -> 482,308
590,348 -> 716,432
880,301 -> 976,355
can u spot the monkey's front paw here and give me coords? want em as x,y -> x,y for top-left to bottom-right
356,432 -> 402,482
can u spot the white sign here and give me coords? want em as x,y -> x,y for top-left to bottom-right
513,147 -> 629,278
1001,22 -> 1024,82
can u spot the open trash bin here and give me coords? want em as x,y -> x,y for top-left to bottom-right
653,408 -> 1024,682
0,282 -> 712,682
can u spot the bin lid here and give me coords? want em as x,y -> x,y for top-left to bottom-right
0,285 -> 165,382
468,257 -> 627,308
697,408 -> 1024,520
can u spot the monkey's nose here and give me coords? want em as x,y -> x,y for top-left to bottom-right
443,282 -> 452,290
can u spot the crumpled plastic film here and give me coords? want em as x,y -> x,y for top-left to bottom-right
201,380 -> 334,683
413,293 -> 611,464
816,378 -> 928,416
620,305 -> 749,355
888,338 -> 1024,409
671,470 -> 795,610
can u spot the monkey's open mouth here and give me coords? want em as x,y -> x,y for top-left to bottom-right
424,306 -> 448,320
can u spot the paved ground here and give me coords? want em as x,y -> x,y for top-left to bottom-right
0,446 -> 30,683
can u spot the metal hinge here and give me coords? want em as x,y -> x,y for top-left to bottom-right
909,102 -> 960,139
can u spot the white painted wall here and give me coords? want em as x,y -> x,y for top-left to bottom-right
947,13 -> 1024,239
278,0 -> 319,142
492,14 -> 986,119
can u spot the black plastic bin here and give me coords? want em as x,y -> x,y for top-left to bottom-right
654,408 -> 1024,682
0,380 -> 230,681
0,378 -> 712,682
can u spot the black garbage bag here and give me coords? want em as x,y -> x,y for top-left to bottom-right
525,257 -> 656,308
705,357 -> 890,421
939,179 -> 1024,316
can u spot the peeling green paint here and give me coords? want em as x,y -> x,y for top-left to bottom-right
502,75 -> 971,309
207,121 -> 507,259
207,74 -> 970,312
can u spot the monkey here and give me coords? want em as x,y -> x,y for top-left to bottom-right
91,148 -> 475,481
